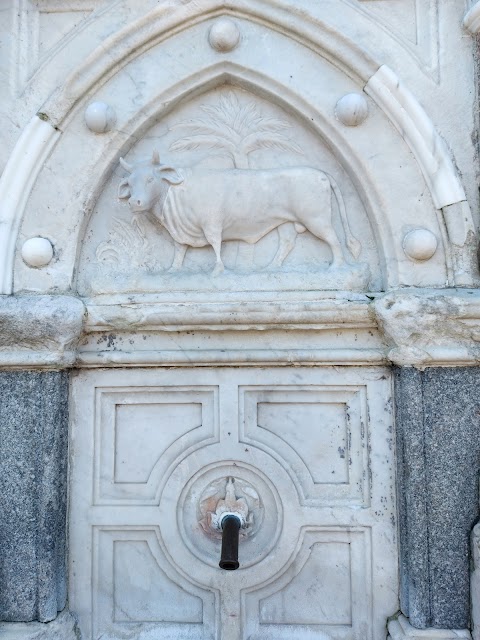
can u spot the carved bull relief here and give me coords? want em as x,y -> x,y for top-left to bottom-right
82,88 -> 376,294
117,151 -> 361,276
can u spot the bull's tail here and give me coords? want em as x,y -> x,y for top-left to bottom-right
325,173 -> 361,260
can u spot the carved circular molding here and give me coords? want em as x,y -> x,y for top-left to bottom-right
335,93 -> 369,126
403,229 -> 438,261
208,19 -> 240,52
84,101 -> 116,133
21,237 -> 54,267
179,460 -> 282,570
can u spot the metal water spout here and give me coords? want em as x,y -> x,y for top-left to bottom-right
219,514 -> 241,570
210,477 -> 249,571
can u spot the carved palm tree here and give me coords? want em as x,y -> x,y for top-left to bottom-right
169,92 -> 302,168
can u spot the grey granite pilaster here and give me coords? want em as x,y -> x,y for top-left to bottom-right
0,372 -> 69,622
395,367 -> 480,629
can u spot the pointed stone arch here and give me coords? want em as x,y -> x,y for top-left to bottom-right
0,0 -> 475,294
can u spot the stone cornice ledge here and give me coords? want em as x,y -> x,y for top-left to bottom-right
0,295 -> 86,369
374,289 -> 480,367
84,292 -> 375,332
4,291 -> 480,368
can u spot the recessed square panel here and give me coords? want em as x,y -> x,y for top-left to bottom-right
114,402 -> 203,483
95,387 -> 218,503
93,528 -> 215,639
245,528 -> 370,640
257,401 -> 349,484
241,387 -> 369,506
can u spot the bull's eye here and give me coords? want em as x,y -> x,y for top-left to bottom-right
146,176 -> 153,184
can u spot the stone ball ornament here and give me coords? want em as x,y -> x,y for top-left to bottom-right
208,18 -> 240,52
21,237 -> 54,267
403,228 -> 438,261
335,93 -> 369,126
84,101 -> 116,133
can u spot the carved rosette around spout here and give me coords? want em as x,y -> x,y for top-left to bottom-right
199,477 -> 260,540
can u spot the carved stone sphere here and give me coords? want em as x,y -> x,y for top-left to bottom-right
208,19 -> 240,52
403,229 -> 438,261
335,93 -> 369,126
21,237 -> 54,267
84,101 -> 116,133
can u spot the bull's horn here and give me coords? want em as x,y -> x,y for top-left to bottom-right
152,149 -> 160,165
119,157 -> 133,172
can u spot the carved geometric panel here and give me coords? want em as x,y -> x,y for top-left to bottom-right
95,386 -> 218,502
113,540 -> 203,623
241,386 -> 369,505
10,0 -> 100,93
245,528 -> 371,639
92,528 -> 215,639
354,0 -> 439,80
70,368 -> 397,640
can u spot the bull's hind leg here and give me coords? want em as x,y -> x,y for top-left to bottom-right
204,228 -> 224,276
269,223 -> 299,268
303,220 -> 346,268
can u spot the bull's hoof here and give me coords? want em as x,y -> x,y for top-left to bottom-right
265,262 -> 283,271
211,263 -> 225,277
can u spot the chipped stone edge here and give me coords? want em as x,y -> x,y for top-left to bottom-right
373,288 -> 480,368
0,609 -> 78,640
464,3 -> 480,34
365,65 -> 468,211
0,295 -> 86,369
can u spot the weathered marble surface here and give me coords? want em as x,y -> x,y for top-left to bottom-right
0,0 -> 479,637
0,295 -> 85,368
0,372 -> 69,622
375,289 -> 480,367
69,366 -> 398,640
395,368 -> 480,629
0,3 -> 475,295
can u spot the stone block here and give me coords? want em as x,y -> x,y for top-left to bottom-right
471,521 -> 480,640
388,615 -> 471,640
0,372 -> 69,622
395,367 -> 480,629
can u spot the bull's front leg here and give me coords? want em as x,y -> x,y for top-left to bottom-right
168,241 -> 188,272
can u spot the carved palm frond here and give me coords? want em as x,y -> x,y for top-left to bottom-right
240,131 -> 303,156
169,134 -> 238,153
253,117 -> 292,133
170,118 -> 242,144
200,92 -> 241,126
231,102 -> 262,137
169,91 -> 304,166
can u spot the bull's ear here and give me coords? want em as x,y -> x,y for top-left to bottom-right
118,178 -> 131,199
158,167 -> 184,185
